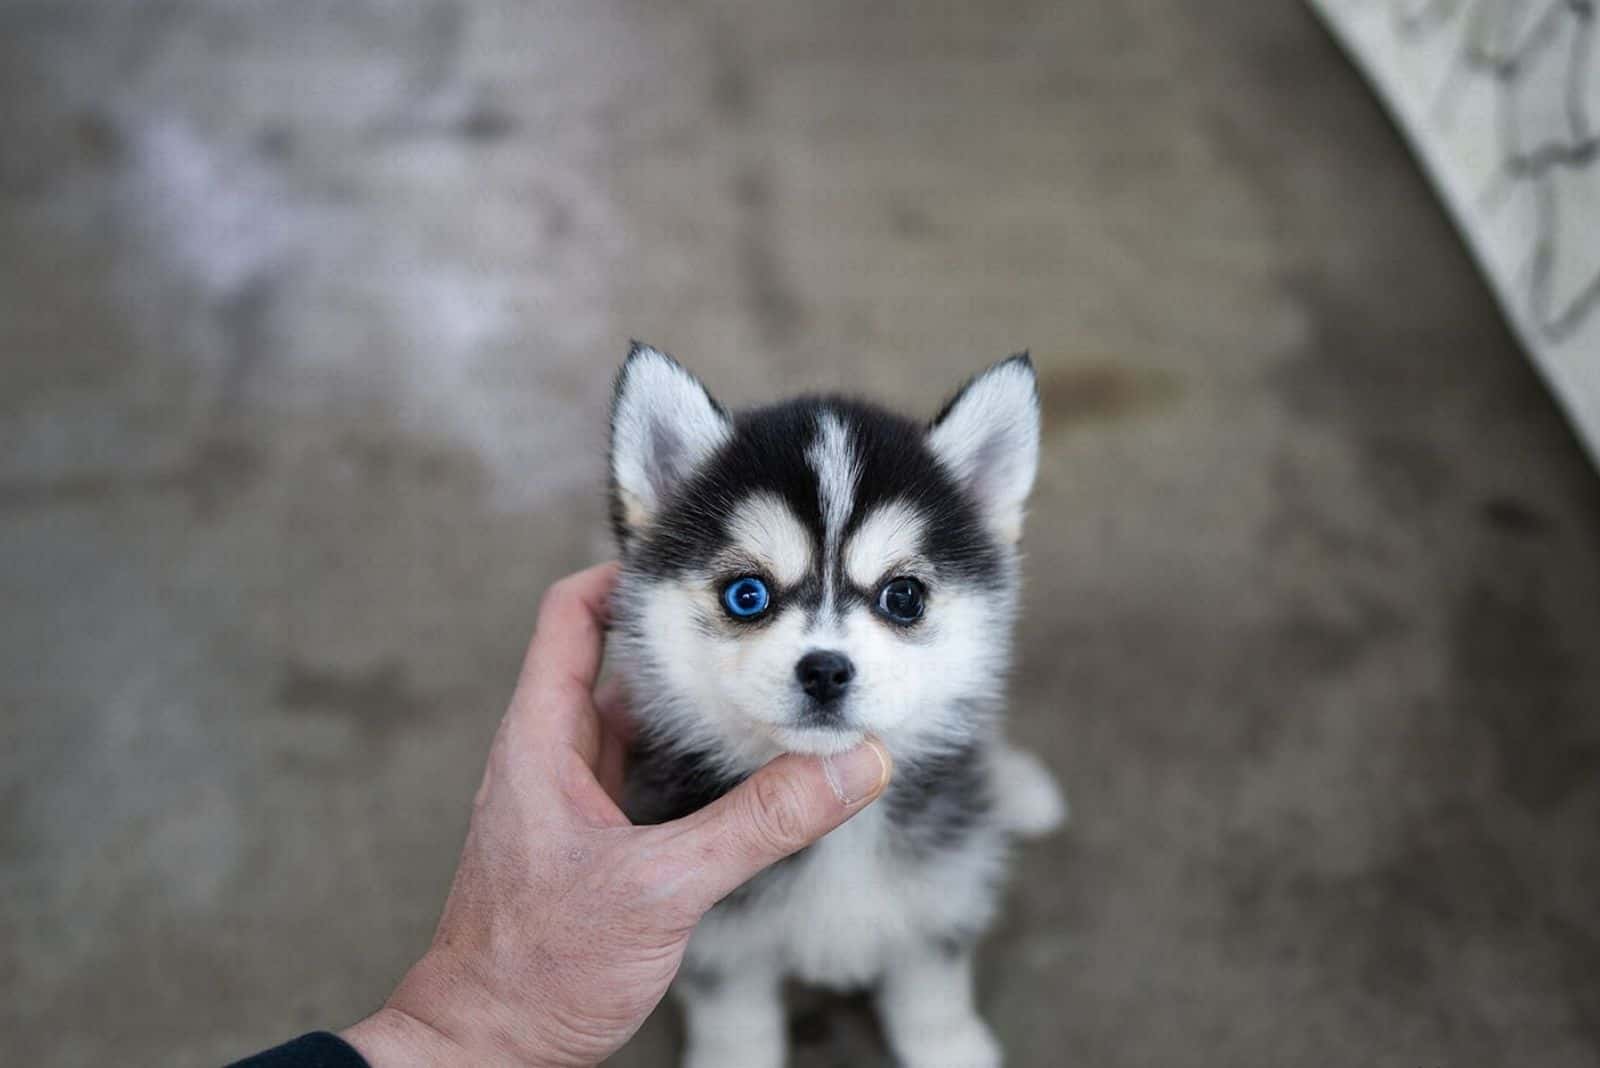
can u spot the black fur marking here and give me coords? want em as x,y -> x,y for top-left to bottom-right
794,699 -> 852,729
787,574 -> 825,616
624,733 -> 748,825
883,738 -> 995,858
628,394 -> 1002,586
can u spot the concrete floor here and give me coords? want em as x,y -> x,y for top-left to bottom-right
3,2 -> 1599,1065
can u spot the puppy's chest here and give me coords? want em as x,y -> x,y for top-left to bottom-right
694,804 -> 1001,987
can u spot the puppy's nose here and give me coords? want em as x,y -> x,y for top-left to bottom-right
795,650 -> 855,704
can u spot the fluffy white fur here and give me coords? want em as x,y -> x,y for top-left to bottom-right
611,346 -> 733,529
806,411 -> 859,611
992,744 -> 1069,836
720,492 -> 815,586
683,799 -> 1009,1068
927,358 -> 1040,544
844,499 -> 926,588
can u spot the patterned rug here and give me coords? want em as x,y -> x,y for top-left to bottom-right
1311,0 -> 1600,466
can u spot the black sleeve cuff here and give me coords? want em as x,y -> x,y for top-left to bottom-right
226,1031 -> 371,1068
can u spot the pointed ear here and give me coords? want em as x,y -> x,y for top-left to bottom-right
927,353 -> 1041,542
609,343 -> 733,545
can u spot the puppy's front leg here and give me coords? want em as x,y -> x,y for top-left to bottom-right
676,958 -> 786,1068
878,940 -> 1001,1068
991,743 -> 1067,838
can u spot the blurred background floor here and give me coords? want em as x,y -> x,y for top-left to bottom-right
3,2 -> 1600,1065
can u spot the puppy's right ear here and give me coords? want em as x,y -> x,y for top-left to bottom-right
610,343 -> 732,547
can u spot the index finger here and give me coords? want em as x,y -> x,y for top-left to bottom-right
516,561 -> 622,709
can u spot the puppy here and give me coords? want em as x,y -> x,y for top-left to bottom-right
608,345 -> 1065,1068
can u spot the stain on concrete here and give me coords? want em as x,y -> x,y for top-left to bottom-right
254,123 -> 295,160
182,436 -> 267,516
217,273 -> 281,411
276,658 -> 431,736
732,165 -> 769,210
457,100 -> 516,142
1036,361 -> 1178,434
332,434 -> 487,489
0,437 -> 264,516
1545,913 -> 1600,1057
709,27 -> 754,122
1217,796 -> 1600,1061
1358,817 -> 1520,1000
1273,274 -> 1461,432
1237,607 -> 1400,756
1481,495 -> 1552,537
406,1 -> 467,111
73,112 -> 123,168
541,197 -> 575,243
885,199 -> 940,240
1449,572 -> 1600,814
1362,432 -> 1452,517
0,470 -> 130,511
705,24 -> 805,348
1258,455 -> 1389,566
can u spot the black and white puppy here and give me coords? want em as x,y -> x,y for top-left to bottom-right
608,345 -> 1065,1068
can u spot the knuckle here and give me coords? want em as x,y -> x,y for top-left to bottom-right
745,772 -> 812,855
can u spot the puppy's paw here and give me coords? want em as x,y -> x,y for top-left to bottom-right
896,1020 -> 1002,1068
992,745 -> 1067,837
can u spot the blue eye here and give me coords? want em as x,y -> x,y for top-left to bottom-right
722,576 -> 771,619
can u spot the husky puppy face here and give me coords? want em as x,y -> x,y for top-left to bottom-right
609,346 -> 1039,760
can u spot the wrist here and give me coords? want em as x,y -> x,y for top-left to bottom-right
340,1005 -> 473,1067
356,951 -> 580,1068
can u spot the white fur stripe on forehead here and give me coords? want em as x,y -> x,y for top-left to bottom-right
610,345 -> 732,531
845,500 -> 926,587
725,493 -> 814,585
927,355 -> 1041,543
806,411 -> 859,604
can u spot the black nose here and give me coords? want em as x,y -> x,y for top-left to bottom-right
795,650 -> 855,704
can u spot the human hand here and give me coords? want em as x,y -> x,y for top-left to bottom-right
340,561 -> 892,1067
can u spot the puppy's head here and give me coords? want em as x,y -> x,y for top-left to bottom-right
609,344 -> 1039,756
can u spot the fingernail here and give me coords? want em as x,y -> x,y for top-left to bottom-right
821,739 -> 891,807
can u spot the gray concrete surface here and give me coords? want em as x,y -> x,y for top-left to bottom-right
3,2 -> 1599,1065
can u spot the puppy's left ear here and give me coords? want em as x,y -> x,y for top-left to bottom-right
927,353 -> 1040,542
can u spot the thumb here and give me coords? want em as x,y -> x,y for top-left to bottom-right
669,740 -> 892,913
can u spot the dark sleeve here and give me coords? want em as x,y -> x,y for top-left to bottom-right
226,1032 -> 370,1068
